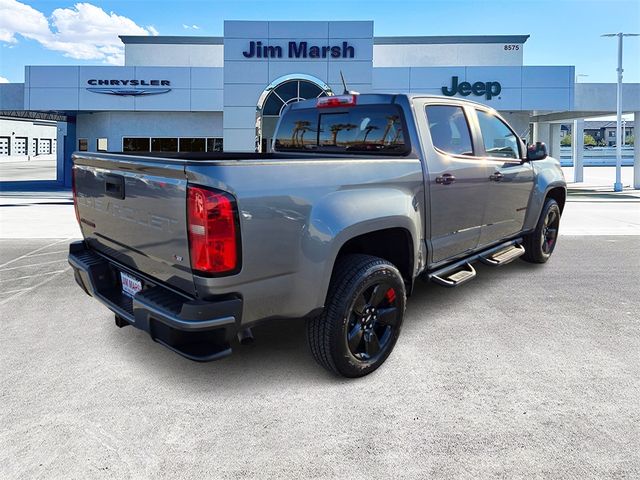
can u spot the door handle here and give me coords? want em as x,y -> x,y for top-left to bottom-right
435,173 -> 456,185
489,172 -> 504,182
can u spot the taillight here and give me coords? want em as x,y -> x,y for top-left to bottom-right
187,185 -> 240,276
71,166 -> 80,225
316,95 -> 357,108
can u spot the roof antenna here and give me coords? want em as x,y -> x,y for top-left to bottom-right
340,70 -> 359,95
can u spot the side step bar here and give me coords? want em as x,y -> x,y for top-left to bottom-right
479,243 -> 525,266
425,238 -> 524,288
430,262 -> 476,288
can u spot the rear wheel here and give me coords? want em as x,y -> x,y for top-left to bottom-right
522,198 -> 561,263
307,254 -> 406,378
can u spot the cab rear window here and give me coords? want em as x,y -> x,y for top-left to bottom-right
274,104 -> 409,155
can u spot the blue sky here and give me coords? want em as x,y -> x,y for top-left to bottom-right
1,0 -> 639,85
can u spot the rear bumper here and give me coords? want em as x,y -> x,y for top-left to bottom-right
68,241 -> 242,362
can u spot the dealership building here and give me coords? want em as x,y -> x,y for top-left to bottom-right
1,20 -> 639,188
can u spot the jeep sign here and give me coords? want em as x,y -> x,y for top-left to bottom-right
442,76 -> 502,100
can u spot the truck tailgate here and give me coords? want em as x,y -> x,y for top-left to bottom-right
73,153 -> 195,296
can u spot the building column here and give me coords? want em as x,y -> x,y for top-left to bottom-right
62,121 -> 76,188
549,123 -> 562,160
56,122 -> 66,184
635,112 -> 640,190
572,119 -> 585,183
533,122 -> 551,146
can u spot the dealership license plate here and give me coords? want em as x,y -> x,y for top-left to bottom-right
120,271 -> 142,297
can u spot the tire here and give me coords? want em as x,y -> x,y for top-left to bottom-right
522,198 -> 561,263
307,254 -> 406,378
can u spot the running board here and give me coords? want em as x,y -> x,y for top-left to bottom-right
424,238 -> 523,288
479,243 -> 525,266
430,262 -> 476,288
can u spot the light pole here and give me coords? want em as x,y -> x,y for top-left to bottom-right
601,32 -> 639,192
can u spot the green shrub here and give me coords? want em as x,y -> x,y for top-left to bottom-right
584,134 -> 597,146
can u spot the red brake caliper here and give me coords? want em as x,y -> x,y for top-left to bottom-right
385,288 -> 396,304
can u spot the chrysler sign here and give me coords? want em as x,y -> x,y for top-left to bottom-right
86,79 -> 171,96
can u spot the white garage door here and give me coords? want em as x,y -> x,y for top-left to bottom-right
13,137 -> 27,155
0,137 -> 9,155
38,139 -> 52,155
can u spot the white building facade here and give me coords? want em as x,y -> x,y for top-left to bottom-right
1,20 -> 639,188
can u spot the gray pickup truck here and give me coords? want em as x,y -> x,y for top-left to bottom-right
69,93 -> 566,377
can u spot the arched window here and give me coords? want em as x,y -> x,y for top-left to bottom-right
261,79 -> 330,117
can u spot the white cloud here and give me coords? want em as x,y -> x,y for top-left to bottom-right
0,76 -> 10,83
182,24 -> 200,30
0,0 -> 159,65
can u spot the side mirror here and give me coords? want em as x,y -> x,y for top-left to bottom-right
527,142 -> 548,161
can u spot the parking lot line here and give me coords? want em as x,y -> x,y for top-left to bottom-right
0,267 -> 70,306
0,238 -> 69,269
23,249 -> 69,258
0,269 -> 69,283
0,258 -> 69,272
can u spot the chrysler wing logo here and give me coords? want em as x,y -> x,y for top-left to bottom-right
86,79 -> 172,96
87,88 -> 171,96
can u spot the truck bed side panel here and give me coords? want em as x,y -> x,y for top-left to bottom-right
185,157 -> 425,323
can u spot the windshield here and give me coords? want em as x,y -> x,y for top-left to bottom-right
274,104 -> 409,155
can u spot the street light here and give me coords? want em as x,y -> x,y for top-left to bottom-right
601,32 -> 639,192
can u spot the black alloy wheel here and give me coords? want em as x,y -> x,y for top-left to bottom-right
346,282 -> 399,361
522,198 -> 561,263
541,207 -> 560,255
307,254 -> 406,377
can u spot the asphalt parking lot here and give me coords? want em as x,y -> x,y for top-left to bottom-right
1,229 -> 639,478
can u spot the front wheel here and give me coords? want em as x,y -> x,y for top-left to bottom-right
522,198 -> 561,263
307,254 -> 406,378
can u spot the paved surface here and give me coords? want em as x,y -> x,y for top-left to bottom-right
562,166 -> 638,191
1,180 -> 639,478
0,157 -> 57,182
1,235 -> 639,479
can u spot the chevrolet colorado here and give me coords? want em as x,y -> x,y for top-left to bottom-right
69,93 -> 566,377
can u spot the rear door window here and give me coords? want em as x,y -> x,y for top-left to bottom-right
275,104 -> 409,155
425,105 -> 474,156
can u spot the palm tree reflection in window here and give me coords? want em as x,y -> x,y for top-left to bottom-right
363,125 -> 379,143
291,120 -> 312,147
328,123 -> 357,146
381,115 -> 401,145
275,105 -> 408,154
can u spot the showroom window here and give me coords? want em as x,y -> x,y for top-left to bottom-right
123,138 -> 151,152
122,137 -> 222,153
179,138 -> 206,152
97,138 -> 108,152
78,139 -> 88,151
207,138 -> 224,152
151,137 -> 178,152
